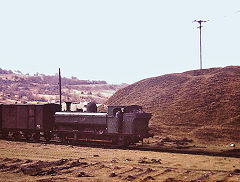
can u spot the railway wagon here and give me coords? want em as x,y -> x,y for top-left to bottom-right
54,104 -> 152,146
0,103 -> 61,141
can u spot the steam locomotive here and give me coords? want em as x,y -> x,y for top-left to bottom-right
0,102 -> 152,146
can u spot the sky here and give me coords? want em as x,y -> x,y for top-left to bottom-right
0,0 -> 240,84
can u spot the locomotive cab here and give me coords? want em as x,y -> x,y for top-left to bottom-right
107,105 -> 152,144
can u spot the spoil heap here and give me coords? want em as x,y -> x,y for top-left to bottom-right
105,66 -> 240,142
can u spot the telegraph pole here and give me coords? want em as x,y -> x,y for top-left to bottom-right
59,68 -> 62,110
193,20 -> 208,70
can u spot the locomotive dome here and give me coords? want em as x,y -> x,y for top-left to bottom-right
86,102 -> 97,113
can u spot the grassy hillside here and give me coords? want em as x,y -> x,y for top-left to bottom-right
0,68 -> 127,105
105,66 -> 240,143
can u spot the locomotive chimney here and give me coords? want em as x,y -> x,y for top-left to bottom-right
66,102 -> 72,112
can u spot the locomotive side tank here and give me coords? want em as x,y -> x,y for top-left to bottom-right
54,112 -> 107,133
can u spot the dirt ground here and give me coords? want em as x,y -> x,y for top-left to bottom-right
0,140 -> 240,182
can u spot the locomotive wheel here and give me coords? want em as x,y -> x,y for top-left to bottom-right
117,136 -> 127,146
59,134 -> 68,144
112,137 -> 118,145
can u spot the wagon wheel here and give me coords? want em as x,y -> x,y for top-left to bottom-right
44,131 -> 52,142
24,132 -> 31,141
13,132 -> 20,140
44,135 -> 51,142
1,131 -> 8,139
33,132 -> 40,141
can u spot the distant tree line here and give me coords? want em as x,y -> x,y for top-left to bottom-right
0,68 -> 107,85
0,68 -> 13,74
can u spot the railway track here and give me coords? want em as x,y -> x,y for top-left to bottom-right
128,145 -> 240,159
2,137 -> 240,159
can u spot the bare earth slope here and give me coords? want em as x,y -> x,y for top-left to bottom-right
105,66 -> 240,143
